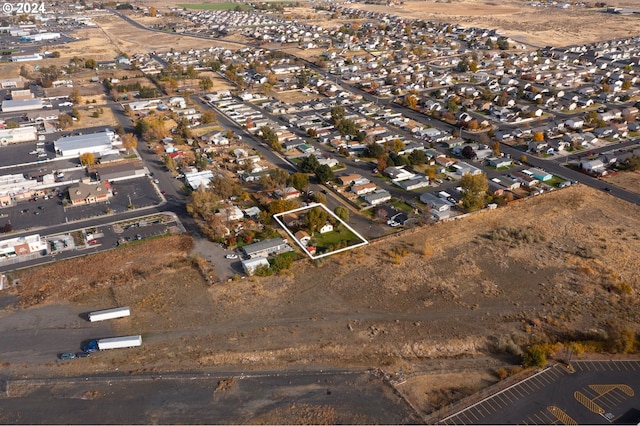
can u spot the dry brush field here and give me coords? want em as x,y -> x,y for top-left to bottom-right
2,185 -> 640,413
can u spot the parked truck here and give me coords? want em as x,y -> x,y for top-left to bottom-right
88,306 -> 130,322
83,335 -> 142,352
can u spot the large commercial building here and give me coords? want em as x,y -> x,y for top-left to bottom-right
54,131 -> 120,158
21,32 -> 60,42
0,126 -> 37,144
0,234 -> 47,257
1,98 -> 43,112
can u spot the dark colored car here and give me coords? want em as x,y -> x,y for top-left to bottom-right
75,351 -> 91,358
83,340 -> 99,353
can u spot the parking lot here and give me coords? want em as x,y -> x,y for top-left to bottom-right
441,361 -> 640,425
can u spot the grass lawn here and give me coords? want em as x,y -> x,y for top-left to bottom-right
310,225 -> 363,252
546,175 -> 568,188
176,3 -> 253,10
392,200 -> 414,213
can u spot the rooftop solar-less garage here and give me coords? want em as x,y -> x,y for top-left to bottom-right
54,132 -> 114,157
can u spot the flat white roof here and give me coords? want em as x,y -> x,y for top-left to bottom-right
54,132 -> 113,153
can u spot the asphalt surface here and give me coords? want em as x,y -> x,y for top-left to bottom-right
441,361 -> 640,425
0,370 -> 420,424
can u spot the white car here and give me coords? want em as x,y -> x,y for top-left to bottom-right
225,254 -> 238,259
153,179 -> 160,184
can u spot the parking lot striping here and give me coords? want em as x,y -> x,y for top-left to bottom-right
591,384 -> 634,398
575,390 -> 605,414
440,366 -> 557,423
483,398 -> 499,411
548,406 -> 577,425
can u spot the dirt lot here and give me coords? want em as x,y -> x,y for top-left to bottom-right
603,170 -> 640,194
348,0 -> 640,47
1,185 -> 639,416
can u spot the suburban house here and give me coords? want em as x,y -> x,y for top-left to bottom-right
351,182 -> 377,195
487,157 -> 512,168
580,159 -> 606,174
68,181 -> 112,206
294,230 -> 311,246
453,162 -> 483,176
319,223 -> 334,234
242,238 -> 292,258
362,189 -> 391,206
420,192 -> 451,212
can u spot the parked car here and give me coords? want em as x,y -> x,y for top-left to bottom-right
59,352 -> 76,360
225,254 -> 238,259
75,351 -> 90,358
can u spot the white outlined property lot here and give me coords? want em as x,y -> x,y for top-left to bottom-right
273,203 -> 368,259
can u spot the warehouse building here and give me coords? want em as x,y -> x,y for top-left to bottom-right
21,32 -> 61,42
0,126 -> 37,144
1,98 -> 43,112
54,131 -> 121,158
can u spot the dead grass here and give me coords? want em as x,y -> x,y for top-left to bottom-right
3,186 -> 640,415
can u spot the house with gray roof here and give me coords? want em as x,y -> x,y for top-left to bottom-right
242,238 -> 292,259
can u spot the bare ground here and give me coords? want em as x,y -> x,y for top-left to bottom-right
603,170 -> 640,194
2,185 -> 639,416
349,0 -> 640,47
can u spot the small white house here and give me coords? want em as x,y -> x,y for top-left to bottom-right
319,223 -> 334,234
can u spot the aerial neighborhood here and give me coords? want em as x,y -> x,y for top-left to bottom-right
1,1 -> 638,273
0,0 -> 640,271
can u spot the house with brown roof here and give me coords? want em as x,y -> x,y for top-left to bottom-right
68,181 -> 112,206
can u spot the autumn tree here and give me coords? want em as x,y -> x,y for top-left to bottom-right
122,133 -> 138,154
58,113 -> 73,129
70,88 -> 81,104
460,173 -> 488,212
148,6 -> 157,16
201,110 -> 217,124
405,94 -> 418,109
268,199 -> 300,214
492,141 -> 501,156
532,131 -> 545,142
290,172 -> 309,191
79,152 -> 95,166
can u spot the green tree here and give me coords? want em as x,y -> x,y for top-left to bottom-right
299,155 -> 320,173
330,105 -> 346,124
460,173 -> 488,212
305,206 -> 328,234
164,155 -> 178,173
290,172 -> 309,191
408,150 -> 427,165
84,58 -> 97,69
334,206 -> 349,222
4,121 -> 19,129
315,164 -> 334,184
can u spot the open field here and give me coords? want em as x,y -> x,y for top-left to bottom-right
1,185 -> 639,417
604,170 -> 640,194
176,2 -> 253,10
349,0 -> 640,47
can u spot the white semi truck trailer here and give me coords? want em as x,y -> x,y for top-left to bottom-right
83,335 -> 142,352
88,306 -> 131,322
